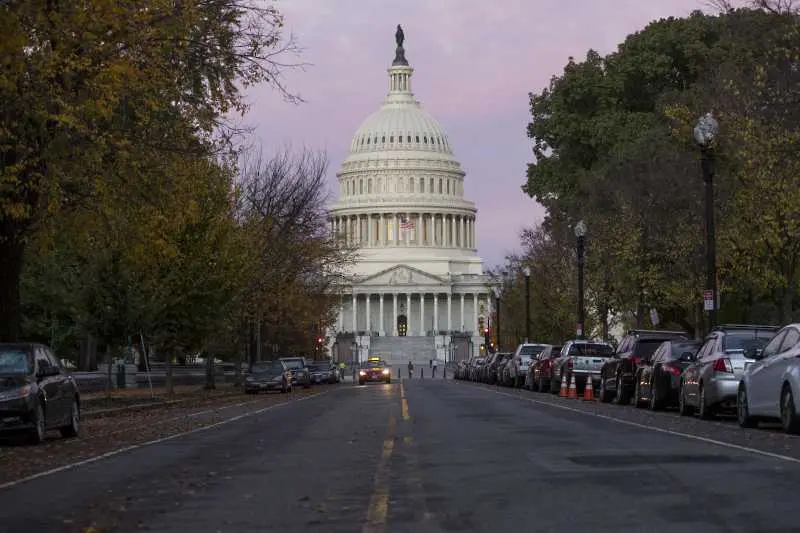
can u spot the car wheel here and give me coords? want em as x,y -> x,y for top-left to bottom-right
649,384 -> 663,411
780,385 -> 800,434
599,377 -> 612,403
698,384 -> 714,419
614,375 -> 629,405
737,384 -> 757,428
30,402 -> 46,444
59,398 -> 80,438
678,383 -> 693,416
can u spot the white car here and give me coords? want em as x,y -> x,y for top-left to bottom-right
737,323 -> 800,433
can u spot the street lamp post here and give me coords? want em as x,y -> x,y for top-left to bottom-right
492,286 -> 502,351
574,220 -> 587,339
523,267 -> 531,342
694,112 -> 719,330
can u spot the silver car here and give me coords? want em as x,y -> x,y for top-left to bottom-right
680,325 -> 778,418
738,323 -> 800,433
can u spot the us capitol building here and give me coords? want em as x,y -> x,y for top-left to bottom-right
327,26 -> 493,366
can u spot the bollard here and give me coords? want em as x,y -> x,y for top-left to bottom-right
443,366 -> 447,380
397,367 -> 400,379
420,367 -> 424,379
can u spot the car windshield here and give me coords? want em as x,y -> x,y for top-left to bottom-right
519,345 -> 546,358
569,343 -> 614,356
250,362 -> 284,374
308,362 -> 328,370
633,339 -> 667,359
723,330 -> 773,352
280,359 -> 304,369
669,343 -> 701,359
0,349 -> 31,375
366,361 -> 385,368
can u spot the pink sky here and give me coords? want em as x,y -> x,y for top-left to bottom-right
246,0 -> 712,267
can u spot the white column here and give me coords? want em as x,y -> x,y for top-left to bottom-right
366,293 -> 371,333
460,293 -> 465,331
368,215 -> 374,247
352,293 -> 357,332
417,214 -> 423,245
394,214 -> 399,245
379,293 -> 385,335
473,292 -> 479,335
406,293 -> 411,331
405,212 -> 411,246
433,293 -> 439,332
356,215 -> 361,244
419,293 -> 425,335
447,293 -> 453,332
392,293 -> 398,335
461,217 -> 466,247
379,214 -> 384,246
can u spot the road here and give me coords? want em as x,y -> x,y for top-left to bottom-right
1,380 -> 800,532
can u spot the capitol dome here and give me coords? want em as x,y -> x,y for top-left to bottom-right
327,26 -> 484,279
326,26 -> 492,366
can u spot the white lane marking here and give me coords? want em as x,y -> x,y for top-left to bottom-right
0,391 -> 330,491
480,386 -> 800,466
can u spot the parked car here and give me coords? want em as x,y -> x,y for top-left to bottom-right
556,340 -> 616,395
633,340 -> 701,410
738,323 -> 800,433
507,343 -> 548,388
279,357 -> 312,389
680,324 -> 778,418
244,360 -> 292,394
528,345 -> 561,392
308,360 -> 338,384
0,343 -> 81,444
599,329 -> 690,404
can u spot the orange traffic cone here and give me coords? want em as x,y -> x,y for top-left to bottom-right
567,375 -> 578,399
559,374 -> 568,397
583,379 -> 595,401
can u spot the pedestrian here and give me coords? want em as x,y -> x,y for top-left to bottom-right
429,359 -> 432,368
408,360 -> 414,379
432,358 -> 438,378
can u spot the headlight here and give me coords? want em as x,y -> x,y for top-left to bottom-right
359,370 -> 366,376
0,385 -> 31,401
382,369 -> 390,375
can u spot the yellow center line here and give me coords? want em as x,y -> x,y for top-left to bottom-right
400,381 -> 410,421
362,412 -> 396,533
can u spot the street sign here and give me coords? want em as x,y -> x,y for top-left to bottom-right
703,290 -> 714,311
576,324 -> 583,337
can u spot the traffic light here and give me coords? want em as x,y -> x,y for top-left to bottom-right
483,327 -> 491,351
316,337 -> 324,345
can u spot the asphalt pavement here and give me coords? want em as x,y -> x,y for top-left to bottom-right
1,379 -> 800,532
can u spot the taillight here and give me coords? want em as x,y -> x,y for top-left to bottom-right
630,356 -> 641,366
567,358 -> 573,369
712,358 -> 733,373
543,359 -> 552,369
663,364 -> 682,376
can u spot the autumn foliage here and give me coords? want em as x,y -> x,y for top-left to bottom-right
494,3 -> 800,346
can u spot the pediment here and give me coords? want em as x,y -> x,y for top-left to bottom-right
358,265 -> 444,286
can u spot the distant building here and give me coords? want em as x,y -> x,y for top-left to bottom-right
327,27 -> 491,365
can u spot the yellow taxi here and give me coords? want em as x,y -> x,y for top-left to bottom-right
359,357 -> 391,385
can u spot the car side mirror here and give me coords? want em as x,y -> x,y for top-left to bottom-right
37,366 -> 58,379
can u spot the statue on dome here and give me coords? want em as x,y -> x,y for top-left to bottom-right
393,24 -> 408,66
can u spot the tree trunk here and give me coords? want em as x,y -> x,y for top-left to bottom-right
165,346 -> 174,399
0,236 -> 25,342
105,343 -> 114,406
204,351 -> 216,390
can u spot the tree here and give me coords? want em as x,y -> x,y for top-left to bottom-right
0,0 -> 298,341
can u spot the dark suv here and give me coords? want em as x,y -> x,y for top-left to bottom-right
279,357 -> 312,389
599,329 -> 689,404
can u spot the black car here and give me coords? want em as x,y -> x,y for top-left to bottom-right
244,361 -> 292,394
308,360 -> 337,384
0,343 -> 81,444
279,357 -> 312,389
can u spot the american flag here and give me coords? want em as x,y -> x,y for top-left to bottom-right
399,216 -> 415,230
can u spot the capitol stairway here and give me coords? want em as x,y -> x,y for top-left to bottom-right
369,336 -> 436,370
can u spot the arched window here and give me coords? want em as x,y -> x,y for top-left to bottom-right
409,177 -> 415,192
359,179 -> 363,194
368,178 -> 373,194
438,179 -> 443,194
420,179 -> 425,193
